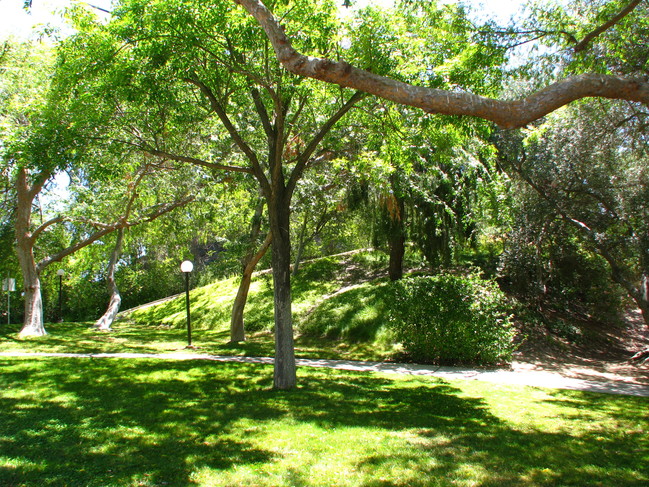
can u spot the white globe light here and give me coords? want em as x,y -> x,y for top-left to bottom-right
180,260 -> 194,273
56,269 -> 65,276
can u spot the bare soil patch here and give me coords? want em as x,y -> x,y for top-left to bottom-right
513,307 -> 649,385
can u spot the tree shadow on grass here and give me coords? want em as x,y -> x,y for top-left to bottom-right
0,359 -> 647,486
0,359 -> 277,486
281,371 -> 648,486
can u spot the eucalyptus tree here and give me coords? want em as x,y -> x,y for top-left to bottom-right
1,40 -> 71,335
1,38 -> 198,336
88,159 -> 200,330
60,0 -> 365,389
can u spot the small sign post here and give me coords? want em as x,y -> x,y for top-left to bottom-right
2,277 -> 16,325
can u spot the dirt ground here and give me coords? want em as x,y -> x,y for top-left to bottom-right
513,307 -> 649,386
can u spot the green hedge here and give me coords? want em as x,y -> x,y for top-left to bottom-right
389,273 -> 516,365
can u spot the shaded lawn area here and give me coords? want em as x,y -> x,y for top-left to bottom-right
1,357 -> 647,486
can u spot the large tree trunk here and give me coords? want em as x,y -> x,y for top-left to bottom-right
230,231 -> 272,342
268,192 -> 297,390
95,227 -> 125,331
16,244 -> 45,336
15,168 -> 47,336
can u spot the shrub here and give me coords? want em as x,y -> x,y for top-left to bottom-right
389,273 -> 516,365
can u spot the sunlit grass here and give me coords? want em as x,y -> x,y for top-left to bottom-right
1,252 -> 646,485
0,357 -> 647,486
0,255 -> 400,361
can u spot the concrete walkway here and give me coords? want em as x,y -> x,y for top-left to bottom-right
2,351 -> 648,397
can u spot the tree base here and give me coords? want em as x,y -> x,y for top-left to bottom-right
19,326 -> 48,337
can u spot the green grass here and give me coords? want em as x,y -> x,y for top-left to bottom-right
1,357 -> 647,486
0,253 -> 399,361
2,253 -> 647,485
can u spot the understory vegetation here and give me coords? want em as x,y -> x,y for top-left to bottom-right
125,252 -> 520,365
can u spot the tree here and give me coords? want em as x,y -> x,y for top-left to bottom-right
61,0 -> 365,389
230,197 -> 271,342
2,40 -> 197,335
12,158 -> 195,336
495,99 -> 649,329
91,160 -> 199,331
233,0 -> 648,128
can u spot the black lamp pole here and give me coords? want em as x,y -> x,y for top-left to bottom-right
185,271 -> 191,346
181,261 -> 194,347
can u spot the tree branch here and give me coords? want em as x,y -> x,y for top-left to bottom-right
184,76 -> 271,193
251,87 -> 275,140
574,0 -> 643,53
37,194 -> 196,272
142,146 -> 254,174
287,90 -> 365,197
31,215 -> 65,241
233,0 -> 649,129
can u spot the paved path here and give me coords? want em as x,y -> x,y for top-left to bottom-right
2,351 -> 648,397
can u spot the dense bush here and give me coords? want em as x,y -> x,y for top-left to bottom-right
389,273 -> 516,365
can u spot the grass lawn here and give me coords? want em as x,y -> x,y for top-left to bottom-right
0,318 -> 384,362
1,356 -> 647,487
0,254 -> 400,361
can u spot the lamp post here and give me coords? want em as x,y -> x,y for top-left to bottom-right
180,260 -> 194,347
56,269 -> 65,322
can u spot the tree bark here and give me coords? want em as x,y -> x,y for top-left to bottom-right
268,191 -> 297,390
16,242 -> 45,336
94,227 -> 125,331
15,167 -> 47,336
389,233 -> 405,281
230,231 -> 272,342
233,0 -> 649,129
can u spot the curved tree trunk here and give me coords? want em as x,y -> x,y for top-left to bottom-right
230,231 -> 272,342
95,227 -> 125,331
